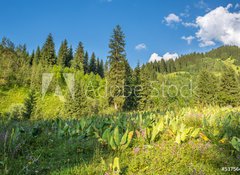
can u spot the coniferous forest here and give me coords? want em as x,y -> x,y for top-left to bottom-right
1,2 -> 240,175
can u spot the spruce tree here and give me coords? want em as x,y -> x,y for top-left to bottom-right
218,67 -> 240,106
96,58 -> 104,78
67,46 -> 73,67
99,59 -> 104,78
89,52 -> 97,74
83,51 -> 89,74
96,58 -> 100,75
57,39 -> 69,67
108,25 -> 127,110
123,59 -> 134,110
22,90 -> 37,119
72,42 -> 84,70
41,33 -> 56,65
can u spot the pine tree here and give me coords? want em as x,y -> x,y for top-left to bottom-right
99,59 -> 104,78
96,58 -> 100,74
123,59 -> 134,110
96,58 -> 104,78
72,42 -> 84,70
57,39 -> 69,67
41,33 -> 56,65
218,67 -> 240,106
83,51 -> 89,74
108,25 -> 127,110
89,52 -> 97,74
195,70 -> 218,105
67,46 -> 73,67
22,90 -> 37,119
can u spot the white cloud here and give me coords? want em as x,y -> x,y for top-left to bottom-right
196,4 -> 240,47
164,13 -> 181,25
135,43 -> 147,50
149,52 -> 178,62
181,36 -> 195,45
182,22 -> 198,28
149,53 -> 162,62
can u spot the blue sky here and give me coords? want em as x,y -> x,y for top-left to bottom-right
0,0 -> 240,67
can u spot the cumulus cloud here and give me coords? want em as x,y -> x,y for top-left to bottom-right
149,52 -> 178,62
181,36 -> 195,45
195,4 -> 240,47
135,43 -> 147,50
164,13 -> 181,25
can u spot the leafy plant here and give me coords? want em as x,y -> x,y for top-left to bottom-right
97,126 -> 134,151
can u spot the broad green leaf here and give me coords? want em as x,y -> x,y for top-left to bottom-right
110,135 -> 117,150
120,129 -> 128,145
121,131 -> 133,150
113,126 -> 120,146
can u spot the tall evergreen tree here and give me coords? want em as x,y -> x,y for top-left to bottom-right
123,59 -> 134,110
96,58 -> 104,77
218,67 -> 240,106
108,25 -> 127,110
57,39 -> 69,67
99,59 -> 104,78
83,51 -> 89,74
67,46 -> 73,67
41,33 -> 56,65
72,42 -> 84,70
89,52 -> 97,74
